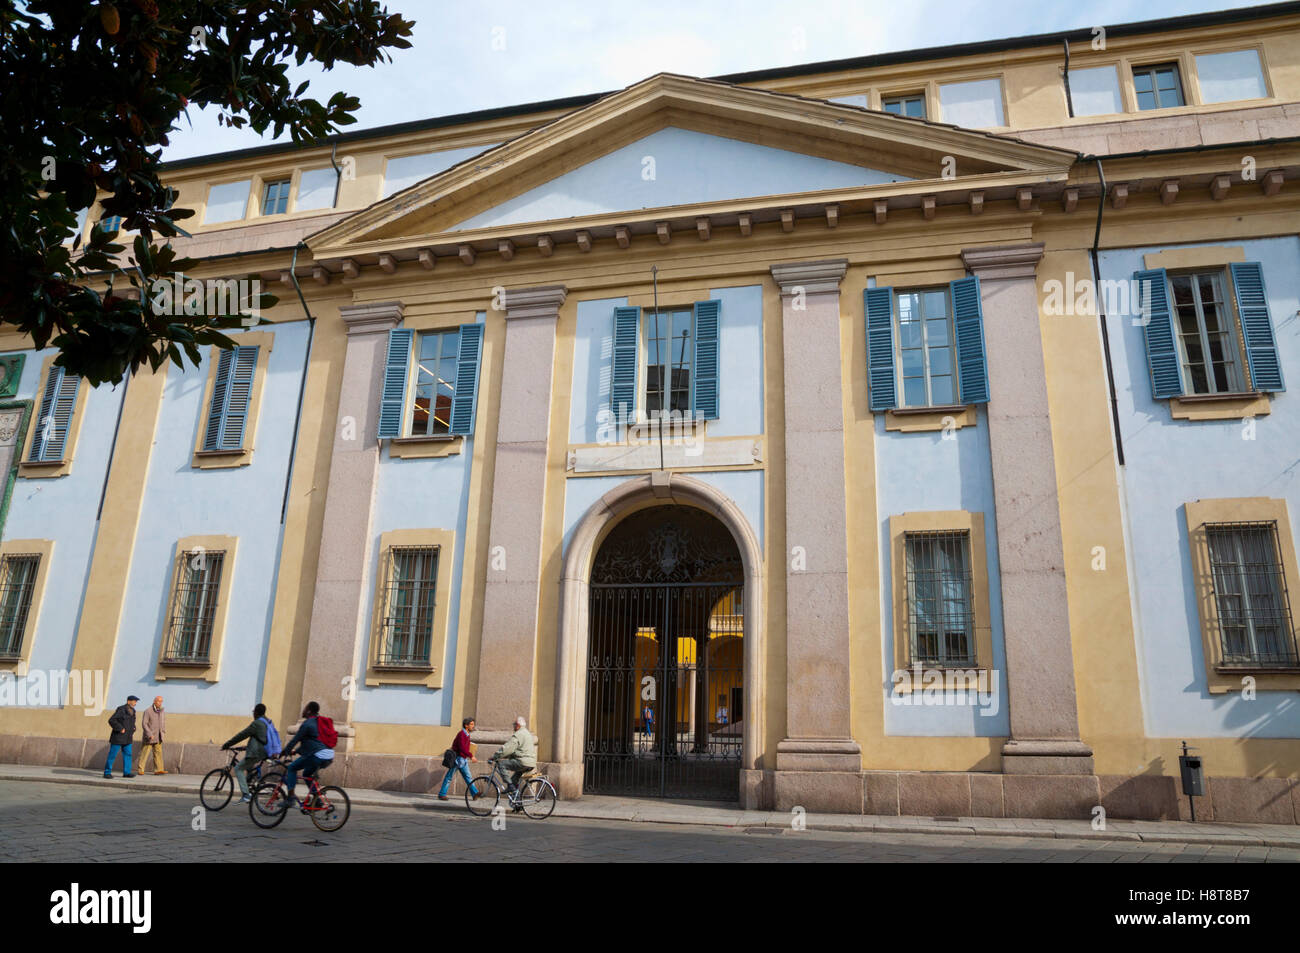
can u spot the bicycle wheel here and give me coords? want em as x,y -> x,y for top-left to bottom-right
521,778 -> 557,819
310,786 -> 350,832
249,780 -> 289,829
465,776 -> 498,817
199,768 -> 234,811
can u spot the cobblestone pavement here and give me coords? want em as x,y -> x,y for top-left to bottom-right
1,781 -> 1297,862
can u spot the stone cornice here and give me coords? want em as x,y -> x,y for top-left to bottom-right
340,300 -> 404,335
770,258 -> 848,295
961,243 -> 1045,280
503,284 -> 567,320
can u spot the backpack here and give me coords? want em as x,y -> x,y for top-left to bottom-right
258,716 -> 282,757
316,715 -> 338,748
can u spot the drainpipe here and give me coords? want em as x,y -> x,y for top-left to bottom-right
329,144 -> 344,209
1063,39 -> 1075,118
280,241 -> 318,523
1089,157 -> 1125,466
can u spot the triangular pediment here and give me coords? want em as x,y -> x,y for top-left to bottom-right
308,73 -> 1076,259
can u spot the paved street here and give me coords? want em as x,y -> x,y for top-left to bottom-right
0,780 -> 1296,862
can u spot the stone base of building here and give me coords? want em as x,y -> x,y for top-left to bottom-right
4,734 -> 1299,824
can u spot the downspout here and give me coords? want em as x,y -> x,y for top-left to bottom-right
280,241 -> 318,523
1063,39 -> 1074,118
329,143 -> 344,209
1089,157 -> 1125,466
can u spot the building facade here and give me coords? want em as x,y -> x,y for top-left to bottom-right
3,3 -> 1300,821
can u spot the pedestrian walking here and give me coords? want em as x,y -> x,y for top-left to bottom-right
104,695 -> 139,778
438,717 -> 480,800
138,695 -> 167,774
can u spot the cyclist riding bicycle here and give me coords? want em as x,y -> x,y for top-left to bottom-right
281,701 -> 331,809
490,715 -> 536,794
220,702 -> 272,803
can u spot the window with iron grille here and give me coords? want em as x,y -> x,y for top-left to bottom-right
1205,522 -> 1298,668
0,554 -> 39,659
162,550 -> 225,663
377,546 -> 439,667
904,530 -> 976,667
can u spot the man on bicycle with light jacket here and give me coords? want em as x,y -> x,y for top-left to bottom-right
490,716 -> 536,793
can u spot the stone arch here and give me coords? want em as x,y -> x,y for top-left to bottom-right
552,472 -> 764,798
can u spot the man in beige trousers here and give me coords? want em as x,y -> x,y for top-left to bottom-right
138,695 -> 167,775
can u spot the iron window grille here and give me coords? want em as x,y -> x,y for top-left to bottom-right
904,530 -> 976,667
377,546 -> 438,667
163,550 -> 225,663
1205,521 -> 1298,668
1133,62 -> 1185,109
261,178 -> 291,216
644,309 -> 693,419
0,554 -> 40,659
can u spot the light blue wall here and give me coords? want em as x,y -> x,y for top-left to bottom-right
874,409 -> 1010,736
453,127 -> 910,230
110,323 -> 310,716
1099,236 -> 1300,738
569,285 -> 764,444
4,352 -> 125,693
350,312 -> 485,727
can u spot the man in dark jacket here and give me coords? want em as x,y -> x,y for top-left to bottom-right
281,701 -> 329,808
104,695 -> 139,778
221,703 -> 271,803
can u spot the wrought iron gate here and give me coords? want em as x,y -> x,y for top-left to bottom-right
583,507 -> 744,800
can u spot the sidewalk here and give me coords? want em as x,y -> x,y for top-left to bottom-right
3,762 -> 1297,848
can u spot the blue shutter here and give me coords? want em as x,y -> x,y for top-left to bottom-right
1230,261 -> 1285,393
28,365 -> 62,462
1134,268 -> 1182,399
865,287 -> 896,412
691,299 -> 721,420
218,346 -> 258,450
448,323 -> 483,436
378,328 -> 413,438
611,306 -> 640,424
951,276 -> 990,405
202,348 -> 233,451
46,371 -> 80,459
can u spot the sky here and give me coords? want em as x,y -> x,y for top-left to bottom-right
163,0 -> 1274,161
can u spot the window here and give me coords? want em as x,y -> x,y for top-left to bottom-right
938,78 -> 1004,127
376,546 -> 439,667
0,554 -> 39,659
162,549 -> 225,664
381,145 -> 496,198
644,309 -> 692,418
904,531 -> 975,667
204,180 -> 251,224
1068,65 -> 1123,116
411,330 -> 460,436
378,324 -> 484,441
828,93 -> 868,108
1205,522 -> 1297,668
98,215 -> 122,234
193,331 -> 272,468
261,178 -> 290,216
295,167 -> 337,211
894,289 -> 956,407
1132,63 -> 1184,110
882,93 -> 926,118
1196,49 -> 1267,104
23,360 -> 82,470
1170,271 -> 1242,395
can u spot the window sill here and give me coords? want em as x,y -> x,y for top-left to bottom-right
192,448 -> 253,469
364,664 -> 440,688
1170,392 -> 1269,421
17,459 -> 70,479
884,405 -> 977,433
155,657 -> 219,682
892,665 -> 989,694
388,434 -> 464,459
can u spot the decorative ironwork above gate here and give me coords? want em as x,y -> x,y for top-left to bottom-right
591,505 -> 743,585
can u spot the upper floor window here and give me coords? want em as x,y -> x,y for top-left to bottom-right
1205,522 -> 1296,668
295,167 -> 337,211
1196,49 -> 1267,104
828,93 -> 868,108
895,288 -> 956,407
938,78 -> 1004,127
0,554 -> 40,660
204,180 -> 251,224
1171,271 -> 1242,395
411,329 -> 461,437
904,530 -> 975,668
882,93 -> 926,119
1133,62 -> 1184,110
377,545 -> 439,667
1068,65 -> 1123,116
643,309 -> 692,418
163,549 -> 225,664
261,178 -> 291,215
26,364 -> 81,464
97,215 -> 122,234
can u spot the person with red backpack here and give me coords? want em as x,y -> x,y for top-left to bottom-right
280,700 -> 337,809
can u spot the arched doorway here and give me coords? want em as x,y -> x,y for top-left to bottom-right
583,505 -> 744,799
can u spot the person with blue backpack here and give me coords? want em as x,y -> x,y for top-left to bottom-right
221,703 -> 282,803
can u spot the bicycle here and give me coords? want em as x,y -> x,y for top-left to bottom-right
465,759 -> 556,819
249,765 -> 350,832
199,747 -> 287,811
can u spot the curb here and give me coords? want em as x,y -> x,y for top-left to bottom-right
1,768 -> 1294,848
